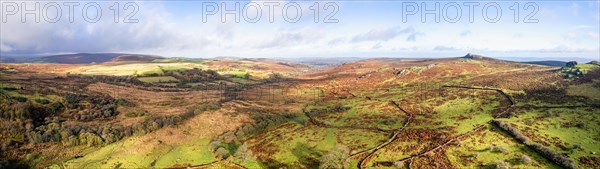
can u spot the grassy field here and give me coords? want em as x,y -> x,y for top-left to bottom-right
566,83 -> 600,101
575,63 -> 599,73
503,108 -> 600,167
244,122 -> 388,168
68,63 -> 206,76
429,97 -> 498,133
51,136 -> 216,168
445,125 -> 560,168
312,99 -> 408,130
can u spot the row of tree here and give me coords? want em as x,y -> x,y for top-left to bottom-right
164,68 -> 223,83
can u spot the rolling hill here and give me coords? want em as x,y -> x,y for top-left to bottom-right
0,54 -> 599,169
0,53 -> 163,64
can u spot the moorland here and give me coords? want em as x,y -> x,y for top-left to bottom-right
0,53 -> 599,169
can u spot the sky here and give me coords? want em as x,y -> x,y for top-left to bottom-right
1,0 -> 599,62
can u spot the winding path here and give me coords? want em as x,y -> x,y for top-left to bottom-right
336,100 -> 412,169
351,85 -> 514,168
355,101 -> 412,169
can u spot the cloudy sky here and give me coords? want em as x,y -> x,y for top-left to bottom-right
1,0 -> 599,61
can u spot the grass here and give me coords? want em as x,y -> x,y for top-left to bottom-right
445,125 -> 560,168
153,139 -> 216,168
575,63 -> 599,73
406,89 -> 500,133
313,99 -> 408,130
431,97 -> 497,133
70,63 -> 206,76
230,77 -> 249,84
223,69 -> 248,78
53,136 -> 216,168
244,122 -> 388,168
153,58 -> 206,64
566,83 -> 600,100
0,83 -> 63,106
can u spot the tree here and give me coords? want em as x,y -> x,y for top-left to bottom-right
209,140 -> 222,151
215,147 -> 230,159
64,135 -> 79,146
234,144 -> 254,162
319,145 -> 350,169
79,132 -> 103,146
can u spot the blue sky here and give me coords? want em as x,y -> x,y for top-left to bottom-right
1,0 -> 599,61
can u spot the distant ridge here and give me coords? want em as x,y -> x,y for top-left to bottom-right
522,60 -> 567,67
0,53 -> 163,64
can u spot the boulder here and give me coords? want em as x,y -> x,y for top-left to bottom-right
565,61 -> 578,67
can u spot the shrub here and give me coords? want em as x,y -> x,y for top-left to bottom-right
215,147 -> 230,159
78,132 -> 103,146
197,102 -> 220,112
493,120 -> 530,144
209,140 -> 222,151
330,103 -> 349,112
64,94 -> 82,107
496,160 -> 510,169
125,110 -> 146,118
521,155 -> 532,164
34,99 -> 50,105
12,96 -> 27,102
115,98 -> 135,107
319,145 -> 349,169
394,161 -> 405,168
233,144 -> 254,162
492,145 -> 509,154
48,102 -> 63,114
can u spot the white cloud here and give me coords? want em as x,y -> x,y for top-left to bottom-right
352,26 -> 415,42
434,46 -> 457,51
0,1 -> 598,61
459,30 -> 471,37
0,43 -> 13,52
406,32 -> 423,42
0,1 -> 193,54
252,28 -> 324,49
371,42 -> 383,49
508,45 -> 600,53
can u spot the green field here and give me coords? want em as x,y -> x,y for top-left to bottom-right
52,136 -> 216,168
503,108 -> 600,167
445,125 -> 560,168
